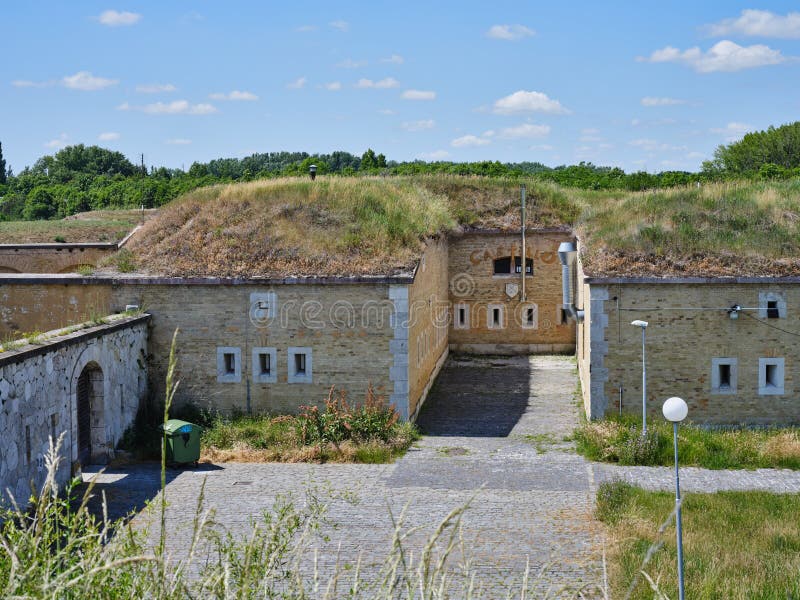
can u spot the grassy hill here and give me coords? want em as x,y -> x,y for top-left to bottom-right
11,175 -> 800,278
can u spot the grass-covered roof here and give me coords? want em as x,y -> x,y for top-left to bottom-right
50,176 -> 800,279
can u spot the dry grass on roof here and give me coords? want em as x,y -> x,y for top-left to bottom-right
577,180 -> 800,277
120,177 -> 455,277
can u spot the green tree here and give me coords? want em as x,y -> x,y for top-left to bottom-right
0,142 -> 6,185
360,149 -> 377,170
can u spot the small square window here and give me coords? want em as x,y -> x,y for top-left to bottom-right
759,357 -> 785,395
711,357 -> 737,394
252,347 -> 277,383
287,347 -> 313,384
487,304 -> 505,329
454,303 -> 470,330
216,347 -> 242,383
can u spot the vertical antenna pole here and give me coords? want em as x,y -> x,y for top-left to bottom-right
521,185 -> 526,302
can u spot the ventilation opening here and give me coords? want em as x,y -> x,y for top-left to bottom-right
526,307 -> 535,325
259,353 -> 271,375
294,353 -> 306,376
718,364 -> 731,389
224,353 -> 236,375
767,300 -> 779,319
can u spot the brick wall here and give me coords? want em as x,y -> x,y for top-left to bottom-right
591,280 -> 800,425
0,246 -> 117,273
407,238 -> 449,418
447,231 -> 576,354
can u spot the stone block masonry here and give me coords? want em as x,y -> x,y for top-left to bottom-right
0,314 -> 149,504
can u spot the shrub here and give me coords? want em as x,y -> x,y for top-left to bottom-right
296,385 -> 400,447
618,428 -> 663,465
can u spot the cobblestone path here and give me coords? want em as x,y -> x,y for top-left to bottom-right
84,355 -> 604,598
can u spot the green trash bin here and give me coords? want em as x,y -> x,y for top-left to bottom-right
160,419 -> 202,465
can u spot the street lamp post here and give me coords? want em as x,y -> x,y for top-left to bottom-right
631,320 -> 649,435
663,396 -> 688,600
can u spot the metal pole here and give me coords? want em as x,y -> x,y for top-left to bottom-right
642,327 -> 647,435
674,421 -> 685,600
520,185 -> 526,302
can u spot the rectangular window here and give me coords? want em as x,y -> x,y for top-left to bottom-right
252,347 -> 277,383
487,304 -> 504,329
759,357 -> 785,395
288,347 -> 313,384
224,353 -> 236,374
759,292 -> 786,319
216,347 -> 242,383
514,257 -> 533,275
711,357 -> 737,394
521,303 -> 538,329
767,301 -> 779,319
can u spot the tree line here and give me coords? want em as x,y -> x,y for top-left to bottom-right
1,121 -> 798,221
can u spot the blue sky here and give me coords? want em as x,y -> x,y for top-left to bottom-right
2,1 -> 800,172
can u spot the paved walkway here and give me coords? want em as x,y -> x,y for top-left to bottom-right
80,354 -> 800,596
84,355 -> 604,598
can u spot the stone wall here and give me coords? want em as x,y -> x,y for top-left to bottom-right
447,230 -> 576,354
0,277 -> 401,416
0,314 -> 149,503
406,238 -> 450,418
586,278 -> 800,425
0,244 -> 119,274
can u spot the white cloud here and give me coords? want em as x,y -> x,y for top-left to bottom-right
498,123 -> 551,138
401,89 -> 436,100
486,24 -> 535,41
418,150 -> 450,160
686,151 -> 706,160
529,144 -> 554,151
451,135 -> 491,148
402,119 -> 435,131
286,77 -> 307,89
63,71 -> 118,91
329,20 -> 349,32
337,58 -> 368,68
707,9 -> 800,39
355,77 -> 399,89
628,138 -> 687,152
580,135 -> 602,143
44,133 -> 68,149
492,90 -> 570,115
641,96 -> 685,106
710,122 -> 752,141
209,90 -> 258,101
324,81 -> 342,91
96,10 -> 141,26
377,108 -> 396,115
166,138 -> 192,145
295,24 -> 318,32
136,83 -> 177,93
98,132 -> 120,141
11,79 -> 50,88
638,40 -> 785,72
382,54 -> 404,64
118,100 -> 217,115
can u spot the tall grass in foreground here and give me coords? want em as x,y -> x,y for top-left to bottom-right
0,331 -> 606,598
597,480 -> 800,599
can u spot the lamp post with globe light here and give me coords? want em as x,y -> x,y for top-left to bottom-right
663,396 -> 688,600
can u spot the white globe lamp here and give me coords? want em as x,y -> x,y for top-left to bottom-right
663,396 -> 688,422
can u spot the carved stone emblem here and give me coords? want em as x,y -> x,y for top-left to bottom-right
505,283 -> 519,298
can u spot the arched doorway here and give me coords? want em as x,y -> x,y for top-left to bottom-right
76,362 -> 104,465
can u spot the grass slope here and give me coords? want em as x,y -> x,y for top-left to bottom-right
93,175 -> 800,277
0,209 -> 144,243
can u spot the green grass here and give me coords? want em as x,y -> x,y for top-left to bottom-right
574,414 -> 800,469
598,481 -> 800,599
0,210 -> 141,243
